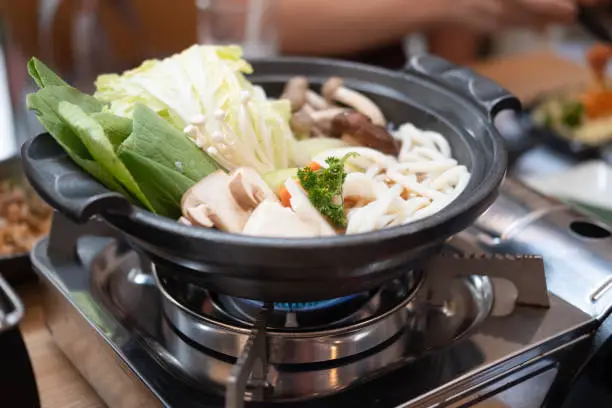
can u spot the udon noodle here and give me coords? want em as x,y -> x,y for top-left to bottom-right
313,123 -> 471,234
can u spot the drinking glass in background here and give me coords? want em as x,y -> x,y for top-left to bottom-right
196,0 -> 279,59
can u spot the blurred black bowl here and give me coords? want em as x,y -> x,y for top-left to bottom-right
0,253 -> 33,285
499,92 -> 612,165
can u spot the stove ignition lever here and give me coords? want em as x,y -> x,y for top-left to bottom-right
424,253 -> 550,309
0,275 -> 24,334
226,303 -> 272,408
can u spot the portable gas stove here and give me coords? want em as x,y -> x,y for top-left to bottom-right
31,179 -> 612,408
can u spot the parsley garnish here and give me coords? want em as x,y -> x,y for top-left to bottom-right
561,101 -> 584,129
297,153 -> 356,228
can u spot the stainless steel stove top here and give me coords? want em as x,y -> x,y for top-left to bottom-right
31,176 -> 612,408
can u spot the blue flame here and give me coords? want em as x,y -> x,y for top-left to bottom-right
240,294 -> 361,312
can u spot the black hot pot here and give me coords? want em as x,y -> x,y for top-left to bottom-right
21,54 -> 520,302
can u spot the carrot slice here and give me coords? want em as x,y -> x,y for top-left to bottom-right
587,44 -> 612,89
279,186 -> 292,207
308,162 -> 322,171
581,91 -> 612,119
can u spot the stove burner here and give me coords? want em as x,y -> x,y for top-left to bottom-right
154,270 -> 424,365
215,292 -> 374,329
244,295 -> 362,312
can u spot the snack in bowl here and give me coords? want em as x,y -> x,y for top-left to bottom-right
0,179 -> 52,257
532,43 -> 612,147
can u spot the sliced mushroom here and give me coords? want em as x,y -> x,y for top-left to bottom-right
180,170 -> 250,233
243,200 -> 319,237
331,111 -> 399,155
281,76 -> 309,112
181,184 -> 203,217
185,204 -> 214,227
322,77 -> 386,126
306,90 -> 330,110
228,167 -> 279,211
178,216 -> 193,226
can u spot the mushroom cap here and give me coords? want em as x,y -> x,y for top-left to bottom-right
180,183 -> 203,217
331,112 -> 399,155
321,77 -> 344,101
310,107 -> 349,133
282,76 -> 309,112
321,80 -> 386,126
340,134 -> 361,146
305,90 -> 330,111
290,110 -> 315,135
185,204 -> 214,227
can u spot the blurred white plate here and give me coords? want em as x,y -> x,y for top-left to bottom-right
523,160 -> 612,211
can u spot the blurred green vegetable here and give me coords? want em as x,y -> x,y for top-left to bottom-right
561,101 -> 584,129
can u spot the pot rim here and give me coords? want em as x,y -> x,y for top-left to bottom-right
103,56 -> 507,249
26,56 -> 510,251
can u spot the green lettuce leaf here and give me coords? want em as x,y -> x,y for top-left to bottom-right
117,149 -> 194,218
26,86 -> 105,156
118,104 -> 221,181
27,57 -> 70,88
57,102 -> 153,211
90,112 -> 133,149
26,86 -> 132,198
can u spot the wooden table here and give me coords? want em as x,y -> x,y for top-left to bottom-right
19,283 -> 105,408
16,51 -> 592,408
471,51 -> 592,103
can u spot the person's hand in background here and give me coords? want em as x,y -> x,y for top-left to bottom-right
279,0 -> 609,57
437,0 -> 610,32
4,0 -> 607,74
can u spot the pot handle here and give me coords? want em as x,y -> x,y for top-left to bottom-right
405,54 -> 522,118
0,275 -> 24,334
578,6 -> 612,44
21,134 -> 132,224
